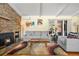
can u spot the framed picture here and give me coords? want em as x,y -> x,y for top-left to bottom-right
37,19 -> 43,25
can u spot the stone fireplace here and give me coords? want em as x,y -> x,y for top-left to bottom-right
0,3 -> 21,47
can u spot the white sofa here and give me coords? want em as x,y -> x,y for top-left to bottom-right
58,36 -> 79,52
23,31 -> 49,41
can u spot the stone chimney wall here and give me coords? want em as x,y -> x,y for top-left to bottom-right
0,3 -> 21,33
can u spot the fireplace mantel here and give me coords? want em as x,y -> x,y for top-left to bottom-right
0,15 -> 10,21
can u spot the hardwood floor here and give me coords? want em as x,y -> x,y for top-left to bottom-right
67,52 -> 79,56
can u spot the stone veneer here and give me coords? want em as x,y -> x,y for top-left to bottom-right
0,3 -> 21,33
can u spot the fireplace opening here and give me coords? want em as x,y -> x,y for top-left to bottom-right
5,36 -> 11,46
0,32 -> 15,47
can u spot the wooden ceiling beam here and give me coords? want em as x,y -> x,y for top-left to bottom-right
72,10 -> 79,16
56,4 -> 69,16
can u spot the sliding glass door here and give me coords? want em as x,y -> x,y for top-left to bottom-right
57,20 -> 67,36
49,19 -> 68,36
64,20 -> 67,36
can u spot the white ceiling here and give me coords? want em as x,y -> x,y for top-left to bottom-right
9,3 -> 79,16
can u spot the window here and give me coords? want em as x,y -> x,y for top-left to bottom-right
49,19 -> 67,36
57,20 -> 67,36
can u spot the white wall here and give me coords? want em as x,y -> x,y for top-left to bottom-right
21,16 -> 79,38
21,16 -> 49,31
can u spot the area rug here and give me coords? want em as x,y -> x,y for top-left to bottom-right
3,42 -> 67,56
13,43 -> 49,56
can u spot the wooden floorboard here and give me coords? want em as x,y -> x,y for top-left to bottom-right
67,52 -> 79,56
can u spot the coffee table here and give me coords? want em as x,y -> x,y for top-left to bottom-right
28,38 -> 49,48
